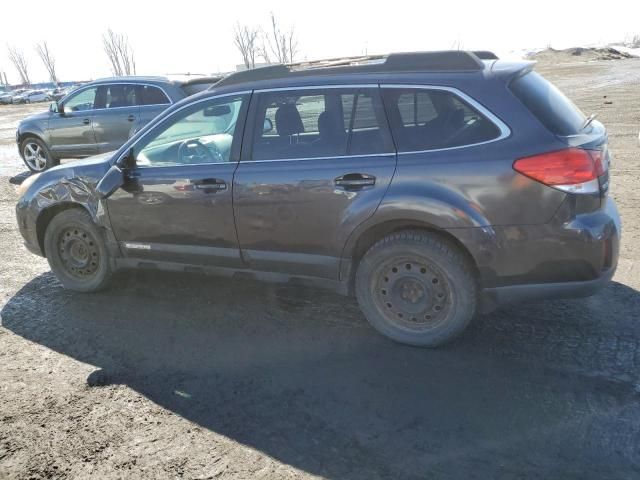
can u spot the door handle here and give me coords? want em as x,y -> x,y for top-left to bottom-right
194,178 -> 227,192
82,118 -> 90,125
127,115 -> 135,122
335,173 -> 376,189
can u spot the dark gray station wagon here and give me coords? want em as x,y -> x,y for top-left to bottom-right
15,51 -> 621,346
16,76 -> 218,172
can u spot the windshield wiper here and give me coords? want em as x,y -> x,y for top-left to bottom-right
581,113 -> 597,131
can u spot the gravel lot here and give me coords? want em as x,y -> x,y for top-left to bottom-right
1,59 -> 639,479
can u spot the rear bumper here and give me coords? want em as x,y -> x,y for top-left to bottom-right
480,265 -> 616,312
457,196 -> 621,311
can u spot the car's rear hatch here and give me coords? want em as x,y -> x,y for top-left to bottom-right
508,70 -> 610,200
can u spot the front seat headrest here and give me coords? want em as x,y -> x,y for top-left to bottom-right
275,104 -> 304,137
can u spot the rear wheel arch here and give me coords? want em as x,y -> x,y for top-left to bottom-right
36,203 -> 94,256
345,220 -> 480,287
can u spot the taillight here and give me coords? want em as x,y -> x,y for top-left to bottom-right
513,148 -> 607,194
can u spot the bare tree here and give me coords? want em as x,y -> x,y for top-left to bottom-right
262,12 -> 298,64
233,23 -> 259,69
103,29 -> 136,76
7,46 -> 30,85
35,41 -> 58,85
257,40 -> 271,65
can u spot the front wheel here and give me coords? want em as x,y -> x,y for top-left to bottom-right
20,137 -> 55,172
44,209 -> 112,292
355,230 -> 477,347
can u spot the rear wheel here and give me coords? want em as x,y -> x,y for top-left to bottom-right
20,137 -> 55,172
44,209 -> 112,292
355,230 -> 477,347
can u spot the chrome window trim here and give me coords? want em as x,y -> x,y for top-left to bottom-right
61,82 -> 174,113
244,152 -> 396,164
133,161 -> 235,169
115,91 -> 252,167
380,84 -> 511,153
254,84 -> 378,93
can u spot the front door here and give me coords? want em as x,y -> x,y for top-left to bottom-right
233,87 -> 397,279
106,93 -> 250,267
48,86 -> 98,157
92,84 -> 140,153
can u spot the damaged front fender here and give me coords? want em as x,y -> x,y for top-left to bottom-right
16,157 -> 117,257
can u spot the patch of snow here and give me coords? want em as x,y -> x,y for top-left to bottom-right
609,44 -> 640,58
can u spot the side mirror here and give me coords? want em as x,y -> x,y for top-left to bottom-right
96,165 -> 124,199
263,118 -> 273,133
119,147 -> 137,170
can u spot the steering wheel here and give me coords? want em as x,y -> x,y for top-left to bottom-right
177,139 -> 222,164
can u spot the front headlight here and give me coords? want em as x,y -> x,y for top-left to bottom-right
17,173 -> 41,197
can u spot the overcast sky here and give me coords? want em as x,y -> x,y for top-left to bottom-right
1,0 -> 639,84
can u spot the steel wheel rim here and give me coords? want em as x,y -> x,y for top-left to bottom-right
23,142 -> 47,171
57,226 -> 100,279
372,257 -> 452,331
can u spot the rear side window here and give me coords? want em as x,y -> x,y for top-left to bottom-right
95,84 -> 137,109
509,72 -> 586,136
140,85 -> 171,105
250,88 -> 392,161
382,88 -> 501,152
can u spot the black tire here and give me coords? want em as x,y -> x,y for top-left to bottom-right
44,209 -> 112,292
20,136 -> 56,172
355,230 -> 477,347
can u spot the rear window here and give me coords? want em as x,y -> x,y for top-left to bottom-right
509,72 -> 586,136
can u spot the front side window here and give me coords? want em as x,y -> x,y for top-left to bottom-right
251,88 -> 392,161
382,88 -> 501,151
134,95 -> 247,167
64,87 -> 97,112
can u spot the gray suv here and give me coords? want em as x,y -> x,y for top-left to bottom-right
15,76 -> 218,172
15,51 -> 621,347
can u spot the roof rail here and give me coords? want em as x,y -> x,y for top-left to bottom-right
472,51 -> 499,60
214,50 -> 485,88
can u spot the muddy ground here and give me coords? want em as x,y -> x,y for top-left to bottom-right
1,59 -> 639,479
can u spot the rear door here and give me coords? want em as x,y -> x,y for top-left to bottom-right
48,85 -> 98,157
92,83 -> 140,153
233,86 -> 396,279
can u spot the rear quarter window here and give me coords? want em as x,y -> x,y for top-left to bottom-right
140,85 -> 171,106
509,71 -> 586,136
382,88 -> 502,152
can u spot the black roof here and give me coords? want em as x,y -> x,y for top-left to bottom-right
214,50 -> 495,89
